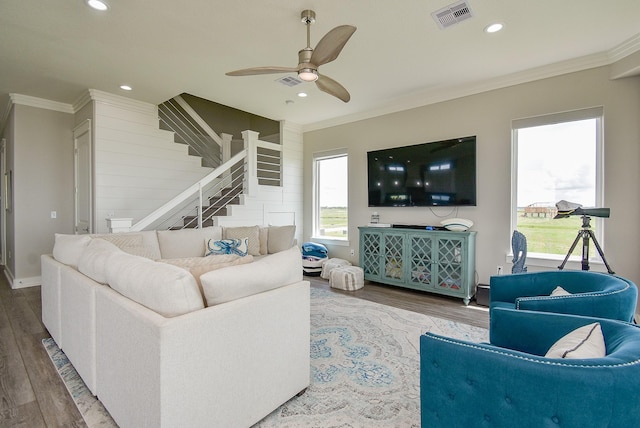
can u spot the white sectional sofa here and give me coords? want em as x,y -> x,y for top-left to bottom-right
41,225 -> 310,428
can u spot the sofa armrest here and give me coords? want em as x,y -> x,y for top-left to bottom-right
420,329 -> 640,427
95,280 -> 310,428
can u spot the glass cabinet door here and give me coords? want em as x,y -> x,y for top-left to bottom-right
382,232 -> 405,282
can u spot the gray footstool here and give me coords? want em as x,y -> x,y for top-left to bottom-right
329,266 -> 364,291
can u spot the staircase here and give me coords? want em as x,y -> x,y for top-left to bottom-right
178,177 -> 243,229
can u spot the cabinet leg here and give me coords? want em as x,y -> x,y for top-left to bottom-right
463,298 -> 470,306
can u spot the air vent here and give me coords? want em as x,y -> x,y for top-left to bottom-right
432,1 -> 474,29
275,76 -> 303,87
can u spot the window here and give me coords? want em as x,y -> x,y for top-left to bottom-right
313,150 -> 348,241
512,107 -> 603,260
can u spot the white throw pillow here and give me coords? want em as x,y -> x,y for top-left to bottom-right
223,226 -> 261,256
97,232 -> 159,259
545,322 -> 606,359
106,251 -> 204,317
267,225 -> 296,253
201,245 -> 302,306
77,238 -> 122,284
52,234 -> 92,268
551,286 -> 571,296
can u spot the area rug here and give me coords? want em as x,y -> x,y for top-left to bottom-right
42,338 -> 117,427
43,286 -> 488,428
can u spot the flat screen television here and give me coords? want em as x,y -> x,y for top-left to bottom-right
367,136 -> 477,207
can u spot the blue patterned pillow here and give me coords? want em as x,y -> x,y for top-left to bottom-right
206,238 -> 249,257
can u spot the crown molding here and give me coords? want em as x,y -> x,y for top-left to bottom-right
85,89 -> 157,115
8,94 -> 74,114
608,33 -> 640,63
303,35 -> 640,133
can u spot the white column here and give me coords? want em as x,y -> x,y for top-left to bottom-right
242,130 -> 260,197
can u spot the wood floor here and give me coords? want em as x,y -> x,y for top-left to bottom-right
0,272 -> 487,427
307,275 -> 489,329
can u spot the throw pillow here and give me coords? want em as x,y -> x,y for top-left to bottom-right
551,286 -> 571,296
223,226 -> 261,256
206,238 -> 249,257
159,254 -> 254,295
544,322 -> 606,359
267,225 -> 296,253
98,233 -> 157,259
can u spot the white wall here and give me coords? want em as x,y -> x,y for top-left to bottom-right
303,65 -> 640,286
85,91 -> 213,233
217,121 -> 304,243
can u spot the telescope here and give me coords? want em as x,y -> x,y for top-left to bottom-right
554,200 -> 614,274
553,200 -> 610,219
554,207 -> 610,219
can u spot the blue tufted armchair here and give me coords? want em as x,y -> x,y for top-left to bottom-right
490,270 -> 638,322
420,307 -> 640,428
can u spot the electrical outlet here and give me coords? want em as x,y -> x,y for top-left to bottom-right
497,265 -> 503,275
50,211 -> 57,219
350,249 -> 355,256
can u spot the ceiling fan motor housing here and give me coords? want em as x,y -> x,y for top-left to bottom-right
301,10 -> 316,24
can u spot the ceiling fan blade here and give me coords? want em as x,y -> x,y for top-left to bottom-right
226,66 -> 299,76
310,25 -> 357,66
316,74 -> 350,103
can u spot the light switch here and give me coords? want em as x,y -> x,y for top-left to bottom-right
51,211 -> 57,219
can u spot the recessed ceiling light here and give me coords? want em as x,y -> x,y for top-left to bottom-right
119,85 -> 132,91
86,0 -> 109,11
297,92 -> 308,98
485,23 -> 504,33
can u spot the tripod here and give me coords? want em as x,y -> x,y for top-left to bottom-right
558,215 -> 614,274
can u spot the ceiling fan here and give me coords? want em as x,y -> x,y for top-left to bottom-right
226,10 -> 357,103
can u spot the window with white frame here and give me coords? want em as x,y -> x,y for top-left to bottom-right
512,107 -> 603,259
313,150 -> 348,241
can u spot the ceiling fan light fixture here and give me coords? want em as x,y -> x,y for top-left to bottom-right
298,68 -> 319,82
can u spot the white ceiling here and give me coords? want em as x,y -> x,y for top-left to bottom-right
1,0 -> 640,131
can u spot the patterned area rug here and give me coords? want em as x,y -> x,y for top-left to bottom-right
43,286 -> 488,428
42,338 -> 117,427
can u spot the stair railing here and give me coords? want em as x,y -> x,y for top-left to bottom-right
158,95 -> 230,169
129,150 -> 246,232
118,130 -> 283,232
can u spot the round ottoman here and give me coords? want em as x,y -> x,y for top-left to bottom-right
321,258 -> 352,279
329,266 -> 364,291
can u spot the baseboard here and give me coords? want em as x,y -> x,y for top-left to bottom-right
9,273 -> 41,289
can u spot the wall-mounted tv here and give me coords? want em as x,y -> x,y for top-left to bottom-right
367,136 -> 477,207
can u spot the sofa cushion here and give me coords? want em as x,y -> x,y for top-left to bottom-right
77,238 -> 122,284
106,251 -> 204,317
201,246 -> 302,306
268,225 -> 296,254
223,226 -> 261,256
53,233 -> 92,268
259,226 -> 269,255
205,238 -> 249,257
159,254 -> 254,295
157,226 -> 222,259
545,322 -> 605,359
